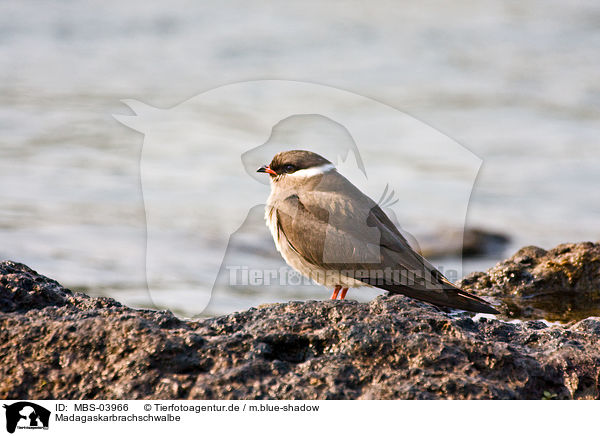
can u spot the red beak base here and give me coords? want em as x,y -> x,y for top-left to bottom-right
257,165 -> 277,176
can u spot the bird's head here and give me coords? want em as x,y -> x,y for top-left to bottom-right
257,150 -> 335,181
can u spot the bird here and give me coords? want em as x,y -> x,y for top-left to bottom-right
257,150 -> 499,314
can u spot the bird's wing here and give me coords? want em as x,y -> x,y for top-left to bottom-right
274,193 -> 328,266
274,179 -> 498,314
274,192 -> 379,268
298,185 -> 429,272
275,185 -> 428,276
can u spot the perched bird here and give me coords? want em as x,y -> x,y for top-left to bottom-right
257,150 -> 498,314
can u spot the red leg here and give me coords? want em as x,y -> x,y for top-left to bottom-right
340,288 -> 349,300
330,285 -> 341,300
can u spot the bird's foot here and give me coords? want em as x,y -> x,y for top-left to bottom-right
339,288 -> 349,300
330,285 -> 342,300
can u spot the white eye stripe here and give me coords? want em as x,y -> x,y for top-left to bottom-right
287,163 -> 336,178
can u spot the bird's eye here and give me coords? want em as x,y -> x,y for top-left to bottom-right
283,164 -> 296,173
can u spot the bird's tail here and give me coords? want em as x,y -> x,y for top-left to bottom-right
386,281 -> 499,314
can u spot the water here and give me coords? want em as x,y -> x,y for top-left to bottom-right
1,0 -> 599,317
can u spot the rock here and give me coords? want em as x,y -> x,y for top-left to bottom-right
1,257 -> 600,400
461,227 -> 511,257
418,227 -> 510,259
460,242 -> 600,322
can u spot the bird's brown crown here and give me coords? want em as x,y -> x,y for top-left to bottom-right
269,150 -> 332,175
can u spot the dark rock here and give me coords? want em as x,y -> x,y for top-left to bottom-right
460,242 -> 600,322
2,257 -> 600,399
461,228 -> 511,257
419,227 -> 510,259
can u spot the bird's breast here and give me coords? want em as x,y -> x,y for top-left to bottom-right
264,204 -> 281,252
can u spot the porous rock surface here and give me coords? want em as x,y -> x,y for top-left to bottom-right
1,244 -> 600,400
461,242 -> 600,322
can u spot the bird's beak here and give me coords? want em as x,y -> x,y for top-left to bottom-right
257,165 -> 277,176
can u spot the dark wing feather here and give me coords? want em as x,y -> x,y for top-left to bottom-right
366,204 -> 498,313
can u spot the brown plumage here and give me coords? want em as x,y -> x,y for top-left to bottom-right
258,150 -> 498,314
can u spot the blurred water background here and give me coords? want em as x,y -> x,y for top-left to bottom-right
1,0 -> 599,317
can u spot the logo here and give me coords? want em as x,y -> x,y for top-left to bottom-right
115,80 -> 481,316
2,402 -> 50,433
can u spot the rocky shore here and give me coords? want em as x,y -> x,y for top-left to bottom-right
461,242 -> 600,322
1,242 -> 600,399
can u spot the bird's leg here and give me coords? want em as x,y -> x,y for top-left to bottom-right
330,285 -> 342,300
339,288 -> 349,300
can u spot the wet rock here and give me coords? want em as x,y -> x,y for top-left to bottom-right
460,242 -> 600,322
2,258 -> 600,399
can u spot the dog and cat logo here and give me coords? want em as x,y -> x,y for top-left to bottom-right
2,402 -> 50,433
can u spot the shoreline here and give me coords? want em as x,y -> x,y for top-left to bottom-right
1,241 -> 599,399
